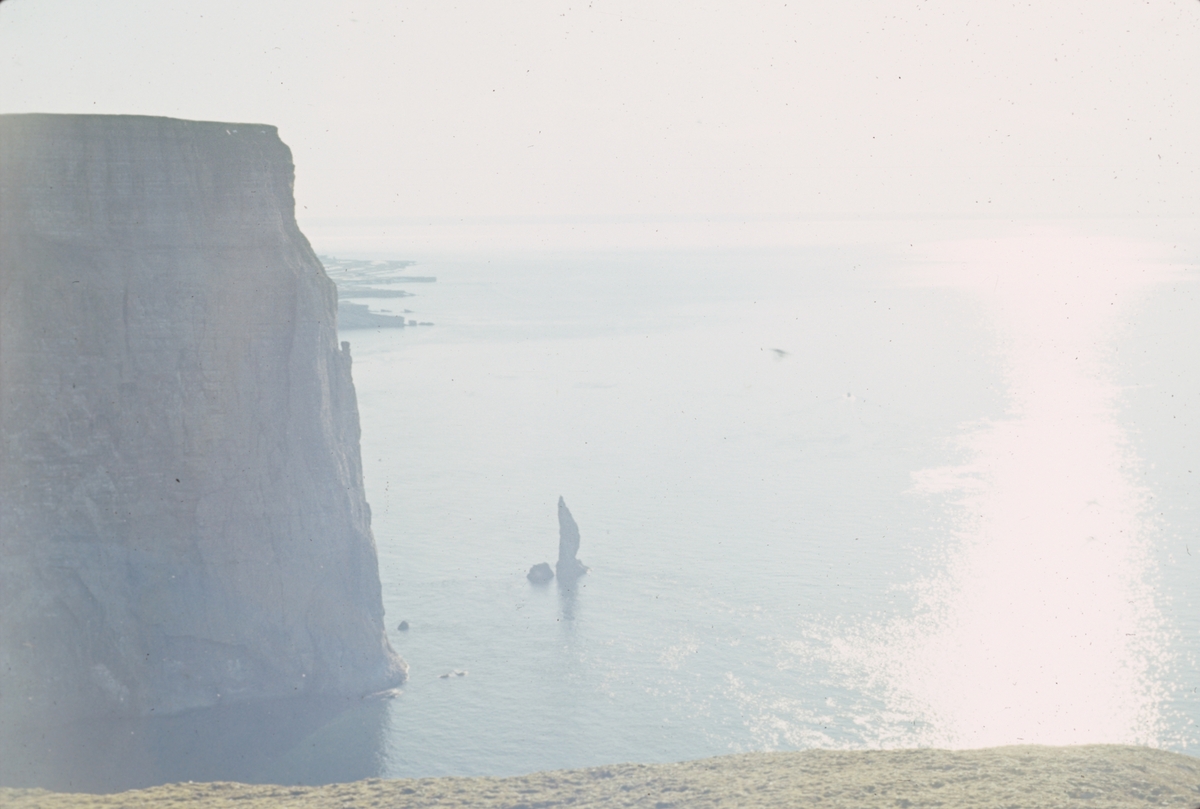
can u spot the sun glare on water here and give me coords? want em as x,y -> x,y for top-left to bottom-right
838,232 -> 1185,749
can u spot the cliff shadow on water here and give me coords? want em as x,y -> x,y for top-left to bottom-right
0,114 -> 404,789
0,693 -> 393,792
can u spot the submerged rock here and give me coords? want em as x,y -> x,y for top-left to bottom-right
526,562 -> 554,583
555,497 -> 588,582
0,114 -> 406,740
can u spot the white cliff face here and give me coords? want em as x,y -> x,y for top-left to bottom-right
0,114 -> 406,732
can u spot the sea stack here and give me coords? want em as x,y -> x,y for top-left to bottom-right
555,496 -> 588,582
0,114 -> 406,737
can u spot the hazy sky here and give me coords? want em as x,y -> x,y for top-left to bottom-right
2,0 -> 1198,249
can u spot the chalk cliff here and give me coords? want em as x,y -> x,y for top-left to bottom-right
0,114 -> 406,735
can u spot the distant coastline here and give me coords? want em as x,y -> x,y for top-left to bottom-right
320,255 -> 436,330
6,745 -> 1198,808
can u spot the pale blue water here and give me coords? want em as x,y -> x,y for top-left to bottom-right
11,236 -> 1197,794
303,239 -> 1200,781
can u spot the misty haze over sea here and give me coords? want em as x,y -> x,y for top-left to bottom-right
286,224 -> 1199,783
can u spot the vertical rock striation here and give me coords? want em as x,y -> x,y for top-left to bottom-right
0,114 -> 406,736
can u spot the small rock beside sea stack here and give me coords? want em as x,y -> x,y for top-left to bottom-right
526,562 -> 553,583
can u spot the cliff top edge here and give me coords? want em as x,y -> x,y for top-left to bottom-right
0,112 -> 278,136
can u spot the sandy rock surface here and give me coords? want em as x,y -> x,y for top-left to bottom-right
5,745 -> 1199,808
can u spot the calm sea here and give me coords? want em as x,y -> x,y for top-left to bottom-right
18,230 -> 1197,791
294,232 -> 1199,782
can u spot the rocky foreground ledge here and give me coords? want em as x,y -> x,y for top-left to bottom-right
4,745 -> 1199,809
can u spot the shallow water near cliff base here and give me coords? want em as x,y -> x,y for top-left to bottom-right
30,226 -> 1200,791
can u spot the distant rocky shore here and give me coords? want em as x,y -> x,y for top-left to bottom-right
321,255 -> 436,330
5,745 -> 1199,808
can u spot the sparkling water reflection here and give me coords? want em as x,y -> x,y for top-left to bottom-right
347,234 -> 1198,778
831,234 -> 1186,748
